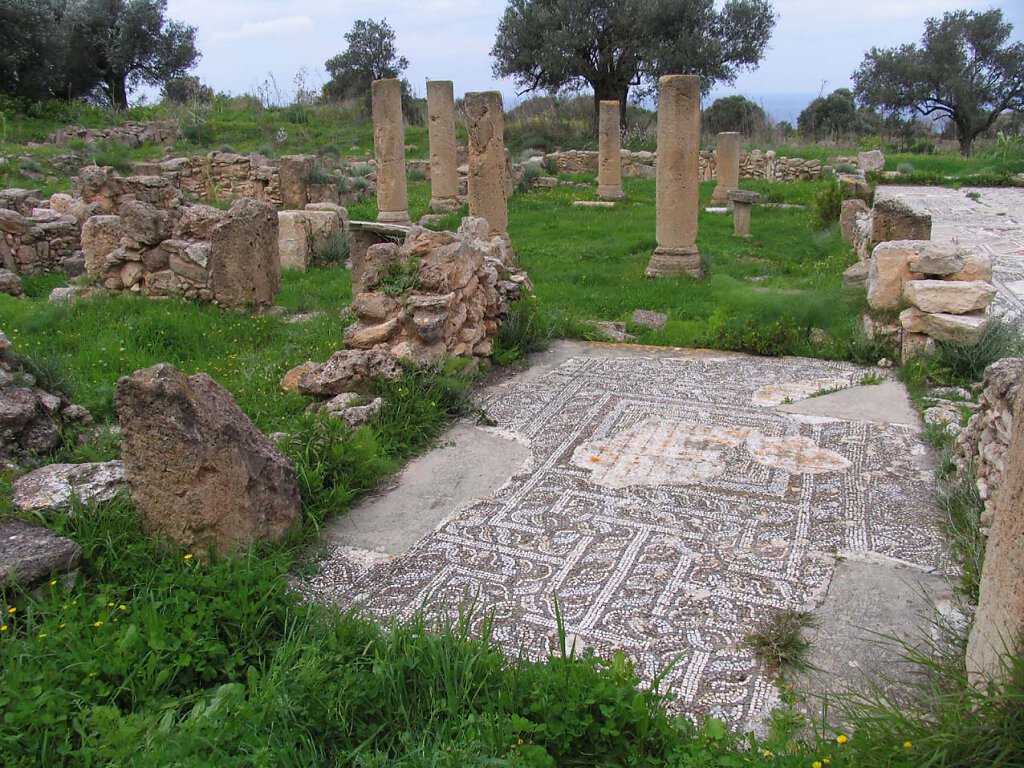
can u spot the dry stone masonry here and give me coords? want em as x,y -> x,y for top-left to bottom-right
646,75 -> 702,279
277,204 -> 347,272
372,78 -> 411,226
426,80 -> 461,213
963,358 -> 1024,684
597,101 -> 625,201
0,190 -> 81,275
50,120 -> 179,148
465,91 -> 509,239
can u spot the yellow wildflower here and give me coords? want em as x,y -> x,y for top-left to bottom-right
6,607 -> 16,614
836,735 -> 848,745
93,621 -> 103,628
813,762 -> 822,768
904,741 -> 913,749
37,633 -> 47,639
184,553 -> 194,561
118,605 -> 126,611
0,625 -> 7,632
49,580 -> 57,586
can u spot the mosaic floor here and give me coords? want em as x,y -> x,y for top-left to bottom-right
306,347 -> 947,730
877,185 -> 1024,321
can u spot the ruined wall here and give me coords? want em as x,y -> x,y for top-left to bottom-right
0,190 -> 80,275
543,149 -> 825,182
50,121 -> 180,147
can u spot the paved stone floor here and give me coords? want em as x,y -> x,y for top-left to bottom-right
877,185 -> 1024,321
306,342 -> 949,731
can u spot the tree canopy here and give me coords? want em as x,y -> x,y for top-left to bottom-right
853,9 -> 1024,155
0,0 -> 198,108
703,95 -> 769,136
324,18 -> 409,102
797,88 -> 878,139
491,0 -> 776,125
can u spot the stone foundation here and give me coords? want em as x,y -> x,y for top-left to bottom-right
544,148 -> 825,182
50,120 -> 180,148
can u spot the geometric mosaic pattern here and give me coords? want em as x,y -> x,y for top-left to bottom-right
877,185 -> 1024,321
306,348 -> 948,731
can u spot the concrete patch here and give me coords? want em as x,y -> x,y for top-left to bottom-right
777,381 -> 920,426
323,422 -> 530,555
793,554 -> 956,727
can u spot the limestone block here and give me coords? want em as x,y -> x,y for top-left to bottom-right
295,348 -> 401,396
81,215 -> 123,276
12,461 -> 125,513
945,251 -> 993,283
899,307 -> 990,344
867,240 -> 925,310
857,150 -> 885,173
277,211 -> 313,271
119,200 -> 169,247
903,280 -> 996,315
208,198 -> 280,309
839,199 -> 869,245
871,197 -> 931,244
906,243 -> 966,275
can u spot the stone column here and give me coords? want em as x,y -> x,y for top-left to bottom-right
597,100 -> 625,200
426,80 -> 460,213
645,75 -> 702,278
372,78 -> 411,226
729,190 -> 760,237
710,131 -> 740,205
464,91 -> 508,238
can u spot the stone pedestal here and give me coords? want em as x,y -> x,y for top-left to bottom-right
465,91 -> 508,239
597,100 -> 625,200
729,190 -> 760,237
372,78 -> 411,226
426,80 -> 460,213
710,132 -> 740,205
646,75 -> 702,278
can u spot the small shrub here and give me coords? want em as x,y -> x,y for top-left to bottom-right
181,122 -> 214,145
317,143 -> 340,159
930,319 -> 1023,384
896,161 -> 915,174
709,316 -> 802,357
810,180 -> 845,230
301,162 -> 336,186
493,296 -> 555,365
255,143 -> 275,158
90,141 -> 132,174
216,144 -> 236,154
517,163 -> 543,194
407,166 -> 426,182
835,161 -> 858,174
377,256 -> 420,296
313,230 -> 349,266
745,610 -> 817,671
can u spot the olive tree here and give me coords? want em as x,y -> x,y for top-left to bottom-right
853,9 -> 1024,156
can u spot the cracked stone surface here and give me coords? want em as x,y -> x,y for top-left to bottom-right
876,186 -> 1024,321
304,342 -> 948,731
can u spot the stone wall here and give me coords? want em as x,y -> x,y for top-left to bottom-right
50,121 -> 180,148
0,200 -> 81,275
127,152 -> 374,210
954,357 -> 1023,529
543,149 -> 825,182
79,174 -> 280,309
345,216 -> 529,363
962,358 -> 1024,683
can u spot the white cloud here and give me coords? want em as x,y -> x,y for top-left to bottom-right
211,15 -> 313,42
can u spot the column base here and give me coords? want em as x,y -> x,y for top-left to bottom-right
597,185 -> 626,201
377,210 -> 412,226
429,197 -> 462,213
709,186 -> 735,205
645,245 -> 703,279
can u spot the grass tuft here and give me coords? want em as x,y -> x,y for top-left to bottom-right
745,609 -> 818,672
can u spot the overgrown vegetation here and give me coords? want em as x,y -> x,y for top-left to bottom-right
745,610 -> 817,672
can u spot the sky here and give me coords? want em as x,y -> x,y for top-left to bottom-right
163,0 -> 1024,122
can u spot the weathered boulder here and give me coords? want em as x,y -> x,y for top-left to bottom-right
842,261 -> 869,288
119,200 -> 170,247
857,149 -> 885,173
12,461 -> 125,513
0,269 -> 24,297
906,244 -> 966,276
277,211 -> 312,271
871,197 -> 931,244
631,309 -> 668,331
0,520 -> 81,591
839,198 -> 869,245
899,308 -> 990,344
208,198 -> 280,309
115,363 -> 300,558
903,280 -> 996,315
291,347 -> 401,397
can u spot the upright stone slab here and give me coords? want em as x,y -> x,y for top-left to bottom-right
208,198 -> 280,309
115,363 -> 301,559
465,91 -> 508,239
426,80 -> 460,213
372,78 -> 411,226
597,100 -> 625,200
710,132 -> 740,205
646,75 -> 702,278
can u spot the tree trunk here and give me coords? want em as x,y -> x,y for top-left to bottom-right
108,75 -> 129,110
958,131 -> 974,157
590,82 -> 630,134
